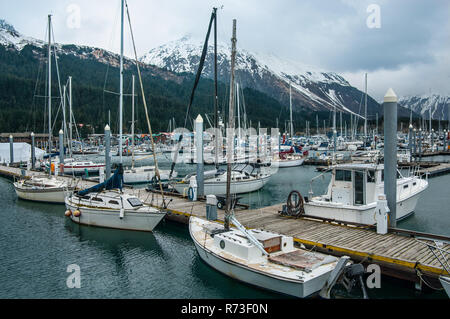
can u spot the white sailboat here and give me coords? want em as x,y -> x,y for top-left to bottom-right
303,163 -> 428,225
172,163 -> 271,196
65,165 -> 165,231
122,75 -> 176,184
14,15 -> 74,204
65,1 -> 165,231
190,216 -> 341,298
189,19 -> 347,298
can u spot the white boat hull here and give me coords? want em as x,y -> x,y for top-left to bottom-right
14,186 -> 71,204
440,276 -> 450,298
190,219 -> 332,298
305,189 -> 423,225
65,201 -> 165,232
173,175 -> 271,196
123,169 -> 176,184
276,158 -> 305,168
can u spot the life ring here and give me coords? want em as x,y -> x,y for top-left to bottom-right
287,190 -> 305,217
188,187 -> 194,201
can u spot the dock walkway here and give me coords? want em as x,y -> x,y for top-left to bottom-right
1,164 -> 448,286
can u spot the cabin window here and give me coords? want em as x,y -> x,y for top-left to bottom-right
91,197 -> 103,202
413,182 -> 417,186
367,170 -> 375,183
127,198 -> 143,207
336,170 -> 352,182
109,200 -> 119,205
403,185 -> 409,189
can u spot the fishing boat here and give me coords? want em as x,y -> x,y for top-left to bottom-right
302,163 -> 428,225
14,175 -> 75,204
171,163 -> 271,196
65,165 -> 165,231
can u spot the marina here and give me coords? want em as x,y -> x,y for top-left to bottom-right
1,0 -> 450,304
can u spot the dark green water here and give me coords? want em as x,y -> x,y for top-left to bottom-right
0,159 -> 448,299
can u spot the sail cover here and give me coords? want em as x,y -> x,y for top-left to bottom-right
78,164 -> 123,196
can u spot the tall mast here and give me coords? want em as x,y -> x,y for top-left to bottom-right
364,73 -> 368,143
69,76 -> 73,158
289,84 -> 293,139
213,7 -> 219,170
131,75 -> 135,169
48,14 -> 52,176
225,19 -> 237,231
119,0 -> 124,164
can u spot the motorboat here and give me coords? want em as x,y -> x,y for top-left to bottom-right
302,163 -> 428,225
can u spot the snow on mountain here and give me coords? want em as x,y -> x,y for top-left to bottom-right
140,35 -> 379,115
398,94 -> 450,121
0,19 -> 45,50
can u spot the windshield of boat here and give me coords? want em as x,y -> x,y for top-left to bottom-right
127,197 -> 143,207
232,164 -> 256,175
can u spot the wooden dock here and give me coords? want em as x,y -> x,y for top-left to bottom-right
1,164 -> 449,288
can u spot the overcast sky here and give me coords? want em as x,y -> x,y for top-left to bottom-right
1,0 -> 449,100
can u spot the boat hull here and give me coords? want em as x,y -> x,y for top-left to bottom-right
305,189 -> 423,225
14,186 -> 72,204
190,219 -> 330,298
173,175 -> 271,196
65,201 -> 165,232
276,158 -> 305,168
439,276 -> 450,298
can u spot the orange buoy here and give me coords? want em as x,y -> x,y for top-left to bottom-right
73,210 -> 81,218
65,210 -> 72,217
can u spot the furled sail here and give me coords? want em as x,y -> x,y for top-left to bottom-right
78,164 -> 123,196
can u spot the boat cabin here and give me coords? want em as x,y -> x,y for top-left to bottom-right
326,164 -> 386,206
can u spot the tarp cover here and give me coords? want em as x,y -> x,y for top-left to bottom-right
78,164 -> 123,196
0,143 -> 45,164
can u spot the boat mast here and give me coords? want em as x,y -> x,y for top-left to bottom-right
289,84 -> 293,139
213,7 -> 219,170
48,14 -> 52,176
131,75 -> 135,169
225,19 -> 237,231
69,76 -> 73,158
364,73 -> 368,144
119,0 -> 124,164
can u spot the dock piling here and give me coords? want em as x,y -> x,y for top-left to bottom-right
31,132 -> 35,170
105,125 -> 111,180
9,135 -> 13,165
196,115 -> 204,197
383,88 -> 398,227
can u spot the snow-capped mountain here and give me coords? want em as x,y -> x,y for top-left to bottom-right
398,94 -> 450,121
141,36 -> 380,115
0,19 -> 45,50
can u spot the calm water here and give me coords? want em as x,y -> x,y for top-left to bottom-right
0,156 -> 448,299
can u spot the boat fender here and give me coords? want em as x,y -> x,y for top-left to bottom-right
73,210 -> 81,218
65,210 -> 72,217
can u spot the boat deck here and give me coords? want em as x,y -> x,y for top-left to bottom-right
1,165 -> 448,285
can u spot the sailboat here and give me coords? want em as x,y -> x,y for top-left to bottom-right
123,75 -> 176,184
14,15 -> 75,204
65,0 -> 165,232
65,165 -> 165,231
189,20 -> 345,298
170,9 -> 272,196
